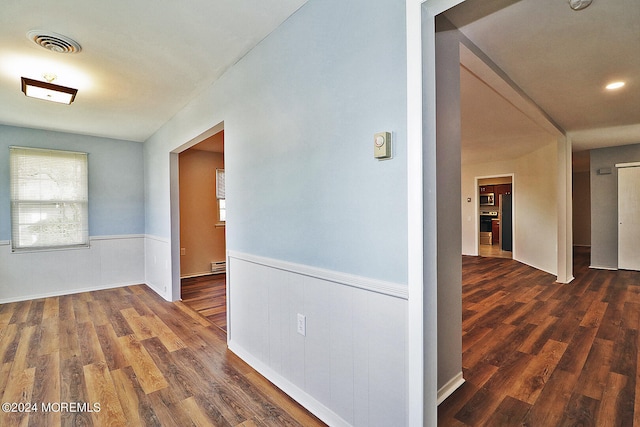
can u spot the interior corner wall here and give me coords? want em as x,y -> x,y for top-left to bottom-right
0,124 -> 145,302
572,170 -> 591,246
590,142 -> 640,269
143,0 -> 409,424
435,16 -> 462,394
461,141 -> 558,275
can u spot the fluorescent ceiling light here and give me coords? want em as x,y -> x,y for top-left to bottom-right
21,77 -> 77,104
605,81 -> 625,90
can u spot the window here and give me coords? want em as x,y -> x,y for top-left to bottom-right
218,199 -> 226,222
216,168 -> 225,224
10,147 -> 89,251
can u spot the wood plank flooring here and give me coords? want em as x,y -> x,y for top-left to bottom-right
439,247 -> 640,426
0,284 -> 325,427
478,243 -> 512,259
181,274 -> 227,332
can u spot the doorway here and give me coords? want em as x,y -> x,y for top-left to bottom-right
477,175 -> 513,259
174,127 -> 228,332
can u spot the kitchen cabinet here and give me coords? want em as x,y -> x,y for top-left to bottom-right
492,219 -> 500,244
479,185 -> 495,194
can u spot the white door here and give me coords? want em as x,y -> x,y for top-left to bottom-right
618,165 -> 640,270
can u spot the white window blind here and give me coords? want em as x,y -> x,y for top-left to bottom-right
10,147 -> 89,251
216,168 -> 225,199
216,169 -> 226,223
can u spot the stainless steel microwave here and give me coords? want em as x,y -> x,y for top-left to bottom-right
480,193 -> 495,206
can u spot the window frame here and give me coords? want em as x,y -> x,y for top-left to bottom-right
216,168 -> 226,226
9,146 -> 89,252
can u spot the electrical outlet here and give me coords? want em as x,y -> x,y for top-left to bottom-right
180,248 -> 186,256
297,313 -> 306,336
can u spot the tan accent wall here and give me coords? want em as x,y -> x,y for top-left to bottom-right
179,148 -> 225,277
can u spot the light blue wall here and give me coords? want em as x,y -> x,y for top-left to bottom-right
145,0 -> 408,283
0,124 -> 144,239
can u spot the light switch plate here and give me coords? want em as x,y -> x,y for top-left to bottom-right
374,131 -> 392,159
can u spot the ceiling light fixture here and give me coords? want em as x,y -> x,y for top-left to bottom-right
569,0 -> 592,10
605,81 -> 626,90
21,75 -> 78,104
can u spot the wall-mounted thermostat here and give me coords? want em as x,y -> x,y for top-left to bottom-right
374,131 -> 392,159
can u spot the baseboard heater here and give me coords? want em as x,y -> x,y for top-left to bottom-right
210,261 -> 226,274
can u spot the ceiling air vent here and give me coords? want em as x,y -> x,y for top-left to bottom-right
26,30 -> 82,53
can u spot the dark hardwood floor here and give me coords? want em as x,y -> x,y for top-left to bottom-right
6,249 -> 636,426
0,283 -> 325,427
439,247 -> 640,426
181,274 -> 227,332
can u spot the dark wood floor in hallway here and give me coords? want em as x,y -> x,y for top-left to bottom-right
181,273 -> 227,332
439,247 -> 640,426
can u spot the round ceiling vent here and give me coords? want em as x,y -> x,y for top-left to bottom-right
26,30 -> 82,53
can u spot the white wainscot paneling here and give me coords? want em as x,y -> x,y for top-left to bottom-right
0,235 -> 144,304
227,252 -> 408,427
143,235 -> 172,300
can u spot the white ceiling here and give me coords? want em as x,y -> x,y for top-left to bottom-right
0,0 -> 306,142
445,0 -> 640,163
0,0 -> 637,163
460,65 -> 559,165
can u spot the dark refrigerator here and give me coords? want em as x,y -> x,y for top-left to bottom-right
501,194 -> 512,251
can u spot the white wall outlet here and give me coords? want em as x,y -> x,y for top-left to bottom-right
297,313 -> 306,336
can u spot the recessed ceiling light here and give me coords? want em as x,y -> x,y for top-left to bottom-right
605,81 -> 625,90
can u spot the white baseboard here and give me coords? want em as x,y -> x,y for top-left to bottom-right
180,271 -> 226,279
590,265 -> 618,271
228,340 -> 352,427
437,372 -> 465,405
513,257 -> 556,276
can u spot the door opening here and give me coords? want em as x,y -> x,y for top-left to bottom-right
478,176 -> 513,259
170,122 -> 228,334
178,129 -> 227,332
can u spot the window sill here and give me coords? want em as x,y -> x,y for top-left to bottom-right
11,243 -> 90,254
